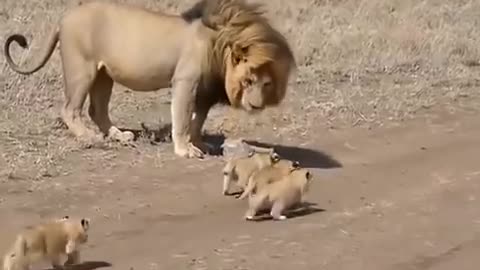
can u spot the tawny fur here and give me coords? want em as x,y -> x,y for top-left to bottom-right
237,159 -> 300,200
222,150 -> 281,196
244,168 -> 313,221
2,217 -> 90,270
3,0 -> 296,159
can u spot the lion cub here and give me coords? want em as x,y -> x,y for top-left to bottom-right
237,159 -> 300,200
244,167 -> 313,221
3,216 -> 90,270
222,149 -> 280,196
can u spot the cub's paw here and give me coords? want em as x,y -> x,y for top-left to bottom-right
271,215 -> 288,221
245,215 -> 255,221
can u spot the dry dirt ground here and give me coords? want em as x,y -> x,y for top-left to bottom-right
1,0 -> 480,269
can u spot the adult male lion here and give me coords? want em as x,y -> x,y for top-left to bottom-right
4,0 -> 296,159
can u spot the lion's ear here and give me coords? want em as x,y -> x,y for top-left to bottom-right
230,43 -> 249,66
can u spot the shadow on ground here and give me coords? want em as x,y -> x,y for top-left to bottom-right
43,261 -> 112,270
120,125 -> 342,169
249,202 -> 326,222
120,123 -> 172,144
244,140 -> 342,169
201,134 -> 343,169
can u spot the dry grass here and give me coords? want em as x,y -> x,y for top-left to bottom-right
1,0 -> 480,181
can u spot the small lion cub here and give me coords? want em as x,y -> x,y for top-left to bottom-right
244,168 -> 313,221
222,149 -> 280,196
237,159 -> 300,200
3,216 -> 90,270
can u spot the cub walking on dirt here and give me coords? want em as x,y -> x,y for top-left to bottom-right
3,216 -> 90,270
244,167 -> 313,221
237,158 -> 300,200
222,149 -> 281,196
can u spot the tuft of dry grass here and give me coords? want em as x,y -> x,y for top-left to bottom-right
1,0 -> 480,181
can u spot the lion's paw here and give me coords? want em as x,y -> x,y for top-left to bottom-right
174,142 -> 206,159
107,127 -> 135,146
192,139 -> 216,155
76,130 -> 103,148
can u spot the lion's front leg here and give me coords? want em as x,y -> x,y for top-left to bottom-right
171,78 -> 205,159
190,104 -> 214,155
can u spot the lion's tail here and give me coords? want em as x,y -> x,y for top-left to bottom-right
4,28 -> 59,75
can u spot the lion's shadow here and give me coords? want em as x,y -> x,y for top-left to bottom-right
203,134 -> 342,169
121,125 -> 342,169
243,139 -> 342,169
42,261 -> 112,270
120,123 -> 173,144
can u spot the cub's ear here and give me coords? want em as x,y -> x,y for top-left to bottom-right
56,215 -> 69,223
271,152 -> 281,162
80,218 -> 90,230
289,161 -> 301,172
230,43 -> 249,66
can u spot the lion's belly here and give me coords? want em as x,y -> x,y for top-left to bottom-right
101,50 -> 179,92
90,5 -> 188,92
106,63 -> 175,92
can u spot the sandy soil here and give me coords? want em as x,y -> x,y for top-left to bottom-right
1,0 -> 480,269
1,109 -> 479,270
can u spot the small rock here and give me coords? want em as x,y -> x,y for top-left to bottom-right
221,138 -> 274,160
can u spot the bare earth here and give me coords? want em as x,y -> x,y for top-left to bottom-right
1,0 -> 480,270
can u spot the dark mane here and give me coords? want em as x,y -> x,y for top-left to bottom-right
180,0 -> 207,23
182,0 -> 296,107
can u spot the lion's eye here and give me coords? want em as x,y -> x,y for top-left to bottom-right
244,78 -> 253,86
263,81 -> 272,87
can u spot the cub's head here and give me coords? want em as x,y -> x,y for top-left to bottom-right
64,218 -> 90,244
271,158 -> 301,173
289,168 -> 313,194
223,27 -> 296,112
246,148 -> 279,166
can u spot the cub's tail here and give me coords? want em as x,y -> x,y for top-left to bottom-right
2,235 -> 27,270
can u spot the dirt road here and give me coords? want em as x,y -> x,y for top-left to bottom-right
1,110 -> 479,270
2,0 -> 480,269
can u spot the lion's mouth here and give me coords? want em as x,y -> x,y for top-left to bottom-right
245,104 -> 263,115
240,94 -> 264,112
249,104 -> 262,110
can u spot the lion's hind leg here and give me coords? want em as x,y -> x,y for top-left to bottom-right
59,46 -> 99,143
88,69 -> 134,144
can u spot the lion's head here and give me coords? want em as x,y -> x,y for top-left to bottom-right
201,0 -> 296,112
